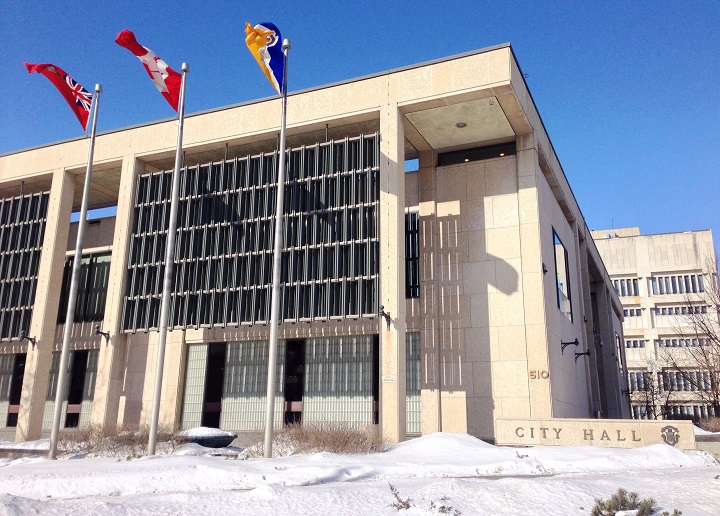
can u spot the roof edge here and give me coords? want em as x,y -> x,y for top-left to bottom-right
0,43 -> 512,159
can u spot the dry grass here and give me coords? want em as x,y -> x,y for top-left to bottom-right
242,423 -> 386,458
697,417 -> 720,433
58,424 -> 186,457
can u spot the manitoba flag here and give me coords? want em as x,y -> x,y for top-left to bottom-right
115,30 -> 181,111
25,63 -> 93,130
245,22 -> 284,94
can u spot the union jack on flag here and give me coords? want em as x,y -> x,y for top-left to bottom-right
63,72 -> 93,112
25,62 -> 94,130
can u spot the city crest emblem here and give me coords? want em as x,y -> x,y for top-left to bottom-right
660,426 -> 680,446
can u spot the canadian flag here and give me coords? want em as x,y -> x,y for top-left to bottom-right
115,30 -> 181,111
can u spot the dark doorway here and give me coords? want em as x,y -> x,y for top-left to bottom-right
202,343 -> 227,428
65,350 -> 89,428
372,336 -> 379,424
6,353 -> 26,427
284,340 -> 305,425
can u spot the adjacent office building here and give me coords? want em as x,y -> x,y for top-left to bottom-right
0,44 -> 629,444
593,227 -> 717,420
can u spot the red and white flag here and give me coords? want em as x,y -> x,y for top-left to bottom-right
25,63 -> 93,130
115,30 -> 181,111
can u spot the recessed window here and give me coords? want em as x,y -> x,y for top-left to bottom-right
437,142 -> 516,166
405,212 -> 420,299
552,229 -> 572,321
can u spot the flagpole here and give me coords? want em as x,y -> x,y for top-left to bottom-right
147,63 -> 189,456
48,84 -> 102,460
264,39 -> 291,459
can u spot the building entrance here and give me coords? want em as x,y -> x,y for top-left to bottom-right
6,353 -> 26,427
284,340 -> 305,425
202,343 -> 227,428
65,350 -> 88,428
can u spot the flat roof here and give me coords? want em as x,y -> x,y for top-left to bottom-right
0,43 -> 512,159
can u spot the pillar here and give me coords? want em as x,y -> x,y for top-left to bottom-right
16,169 -> 74,441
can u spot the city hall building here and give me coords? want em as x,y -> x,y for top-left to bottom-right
0,44 -> 629,445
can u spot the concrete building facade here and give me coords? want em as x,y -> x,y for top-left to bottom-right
593,227 -> 718,420
0,45 -> 628,444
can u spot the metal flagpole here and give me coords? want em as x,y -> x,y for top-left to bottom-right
147,63 -> 189,456
263,39 -> 291,459
48,84 -> 102,460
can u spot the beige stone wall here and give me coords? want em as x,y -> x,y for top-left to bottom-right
496,417 -> 695,449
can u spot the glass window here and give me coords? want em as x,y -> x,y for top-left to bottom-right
405,212 -> 420,299
57,251 -> 112,324
632,278 -> 639,296
553,230 -> 572,321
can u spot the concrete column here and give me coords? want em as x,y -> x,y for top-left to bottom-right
417,149 -> 442,434
16,169 -> 74,441
515,132 -> 552,418
90,156 -> 141,429
379,83 -> 406,442
158,328 -> 186,429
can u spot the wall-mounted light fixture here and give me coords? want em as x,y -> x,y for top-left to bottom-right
379,305 -> 391,330
574,350 -> 591,363
94,325 -> 110,344
594,333 -> 604,347
18,330 -> 37,348
561,338 -> 579,354
542,263 -> 548,275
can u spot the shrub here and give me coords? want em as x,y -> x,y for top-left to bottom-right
591,488 -> 655,516
241,422 -> 385,458
58,424 -> 184,457
388,483 -> 411,511
697,417 -> 720,433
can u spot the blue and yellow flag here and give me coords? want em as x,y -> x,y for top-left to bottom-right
245,22 -> 284,94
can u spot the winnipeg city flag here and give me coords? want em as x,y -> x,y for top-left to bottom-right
245,22 -> 284,94
24,63 -> 93,130
115,30 -> 182,111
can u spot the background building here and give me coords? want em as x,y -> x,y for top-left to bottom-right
0,45 -> 628,444
593,227 -> 719,420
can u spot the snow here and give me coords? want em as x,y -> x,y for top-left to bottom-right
0,438 -> 50,450
0,432 -> 718,515
178,427 -> 236,438
694,425 -> 720,435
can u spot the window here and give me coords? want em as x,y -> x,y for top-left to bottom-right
553,230 -> 572,321
613,278 -> 639,297
624,339 -> 644,348
650,274 -> 705,295
57,252 -> 112,323
405,212 -> 419,298
628,371 -> 650,391
437,142 -> 516,166
0,192 -> 49,340
122,134 -> 381,331
623,308 -> 641,317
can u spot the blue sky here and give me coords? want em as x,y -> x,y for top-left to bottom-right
1,1 -> 718,237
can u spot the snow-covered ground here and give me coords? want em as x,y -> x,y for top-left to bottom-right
0,432 -> 718,515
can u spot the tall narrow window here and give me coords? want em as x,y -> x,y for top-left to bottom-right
553,230 -> 572,321
57,252 -> 112,323
405,212 -> 419,298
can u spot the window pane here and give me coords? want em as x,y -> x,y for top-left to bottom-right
553,230 -> 572,321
